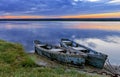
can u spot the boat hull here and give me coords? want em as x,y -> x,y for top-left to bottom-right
86,54 -> 108,68
60,39 -> 108,68
35,46 -> 85,66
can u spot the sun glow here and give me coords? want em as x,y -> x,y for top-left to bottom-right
60,12 -> 120,18
0,12 -> 120,19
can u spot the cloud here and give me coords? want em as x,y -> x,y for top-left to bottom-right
0,0 -> 119,16
0,15 -> 44,19
108,0 -> 120,4
86,0 -> 100,2
3,12 -> 12,15
73,0 -> 101,2
74,0 -> 79,2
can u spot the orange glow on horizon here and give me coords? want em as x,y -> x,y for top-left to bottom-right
0,12 -> 120,19
65,23 -> 120,31
60,12 -> 120,18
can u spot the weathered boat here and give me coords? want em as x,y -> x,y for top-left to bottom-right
34,40 -> 87,66
60,39 -> 108,68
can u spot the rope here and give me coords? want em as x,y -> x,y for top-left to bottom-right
105,60 -> 116,74
107,59 -> 116,74
104,59 -> 120,77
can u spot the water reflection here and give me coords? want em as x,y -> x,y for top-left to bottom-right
63,22 -> 120,31
0,21 -> 120,64
0,22 -> 45,29
75,36 -> 120,64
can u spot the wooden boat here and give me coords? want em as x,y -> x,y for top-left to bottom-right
60,39 -> 108,68
34,40 -> 87,66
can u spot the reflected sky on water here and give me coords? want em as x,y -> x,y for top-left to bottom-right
0,21 -> 120,64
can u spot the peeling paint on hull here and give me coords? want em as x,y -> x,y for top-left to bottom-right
35,47 -> 85,66
60,39 -> 108,69
86,54 -> 108,69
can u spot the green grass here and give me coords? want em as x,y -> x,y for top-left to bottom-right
0,40 -> 106,77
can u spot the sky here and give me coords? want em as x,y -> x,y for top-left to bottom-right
0,0 -> 120,18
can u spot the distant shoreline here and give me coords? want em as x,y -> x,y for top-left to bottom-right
0,18 -> 120,21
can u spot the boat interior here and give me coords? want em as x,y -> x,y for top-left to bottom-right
37,43 -> 85,55
62,40 -> 90,53
37,44 -> 67,53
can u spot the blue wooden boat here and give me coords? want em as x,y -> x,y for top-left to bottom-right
34,40 -> 87,66
60,39 -> 108,68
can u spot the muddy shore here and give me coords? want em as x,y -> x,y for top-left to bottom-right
29,53 -> 120,77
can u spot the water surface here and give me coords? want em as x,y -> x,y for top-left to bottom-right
0,21 -> 120,64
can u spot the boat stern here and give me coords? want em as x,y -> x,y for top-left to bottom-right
86,53 -> 108,69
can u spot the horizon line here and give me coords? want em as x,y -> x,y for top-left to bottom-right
0,18 -> 120,21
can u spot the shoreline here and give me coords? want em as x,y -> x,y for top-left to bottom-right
0,39 -> 107,77
29,53 -> 120,77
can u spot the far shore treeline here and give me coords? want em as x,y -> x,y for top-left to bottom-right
0,18 -> 120,21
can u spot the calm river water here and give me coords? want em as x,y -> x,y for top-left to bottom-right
0,21 -> 120,64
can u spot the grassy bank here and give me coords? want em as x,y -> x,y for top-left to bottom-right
0,40 -> 106,77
